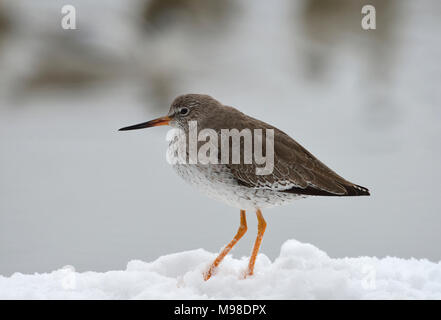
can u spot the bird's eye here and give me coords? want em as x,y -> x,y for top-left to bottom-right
179,107 -> 190,116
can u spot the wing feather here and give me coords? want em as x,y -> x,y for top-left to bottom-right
214,108 -> 369,196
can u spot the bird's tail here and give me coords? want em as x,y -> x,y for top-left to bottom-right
343,184 -> 370,196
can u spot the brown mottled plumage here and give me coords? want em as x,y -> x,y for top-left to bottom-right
119,93 -> 370,280
176,95 -> 369,197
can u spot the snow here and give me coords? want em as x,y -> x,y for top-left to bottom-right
1,239 -> 440,299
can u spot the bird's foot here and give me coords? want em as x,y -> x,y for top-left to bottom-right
203,266 -> 215,281
240,268 -> 254,279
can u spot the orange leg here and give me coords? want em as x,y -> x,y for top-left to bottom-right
204,210 -> 247,281
246,209 -> 266,277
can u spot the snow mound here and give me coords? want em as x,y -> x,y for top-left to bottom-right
1,240 -> 441,299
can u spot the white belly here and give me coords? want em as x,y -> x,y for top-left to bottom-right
166,128 -> 303,210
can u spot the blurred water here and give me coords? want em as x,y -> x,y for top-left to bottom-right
0,0 -> 440,275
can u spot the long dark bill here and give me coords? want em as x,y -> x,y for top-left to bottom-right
118,116 -> 171,131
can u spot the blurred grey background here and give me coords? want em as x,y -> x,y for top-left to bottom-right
0,0 -> 440,276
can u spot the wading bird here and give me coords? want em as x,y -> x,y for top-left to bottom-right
119,94 -> 369,280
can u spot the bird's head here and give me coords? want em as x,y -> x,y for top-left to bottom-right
119,94 -> 219,132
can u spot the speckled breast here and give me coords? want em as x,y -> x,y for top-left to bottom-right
166,129 -> 302,210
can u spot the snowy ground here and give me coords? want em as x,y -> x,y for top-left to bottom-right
1,240 -> 440,299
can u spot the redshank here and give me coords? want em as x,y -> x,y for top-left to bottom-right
119,94 -> 370,280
